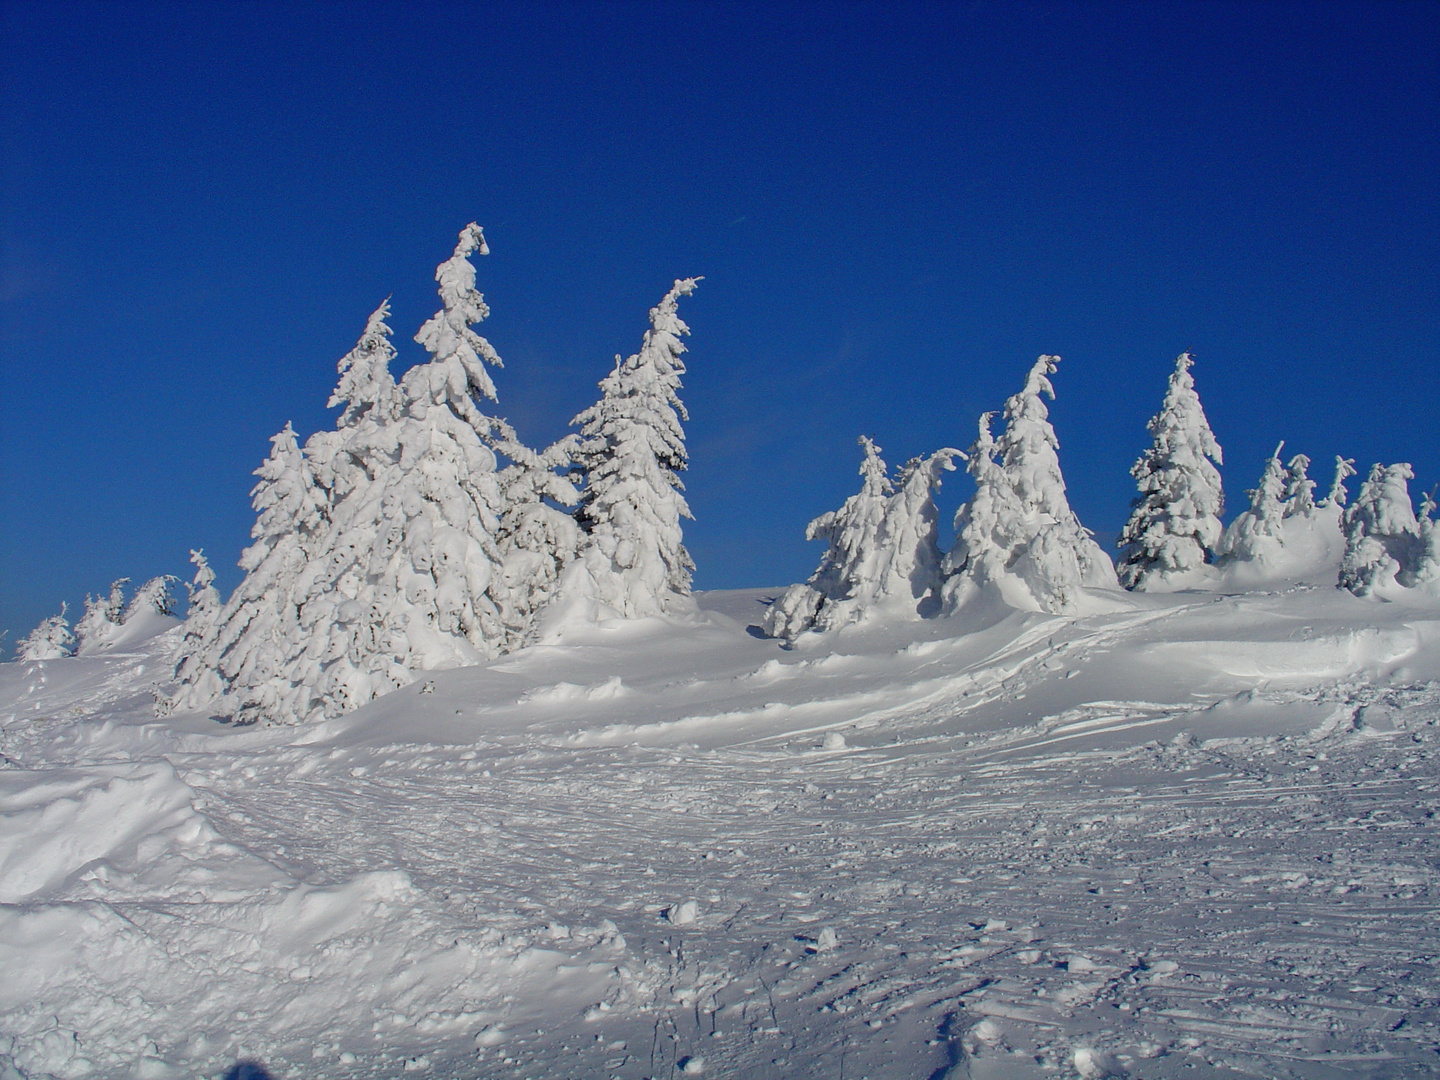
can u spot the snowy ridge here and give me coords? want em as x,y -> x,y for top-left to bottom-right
2,584 -> 1438,1079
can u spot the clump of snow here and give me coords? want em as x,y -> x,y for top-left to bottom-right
1073,1046 -> 1127,1079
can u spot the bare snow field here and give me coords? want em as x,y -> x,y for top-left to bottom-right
2,587 -> 1438,1080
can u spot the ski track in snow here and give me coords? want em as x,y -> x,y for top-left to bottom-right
0,589 -> 1438,1079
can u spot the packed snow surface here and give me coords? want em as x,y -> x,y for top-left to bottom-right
2,586 -> 1438,1079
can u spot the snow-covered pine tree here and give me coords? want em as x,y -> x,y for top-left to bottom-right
765,438 -> 963,641
286,299 -> 411,718
940,412 -> 1009,608
176,422 -> 328,722
167,550 -> 225,711
881,447 -> 964,607
1283,454 -> 1317,517
330,299 -> 402,429
564,277 -> 701,619
495,430 -> 583,640
1218,442 -> 1288,564
1322,456 -> 1357,508
943,356 -> 1117,614
302,223 -> 517,721
764,436 -> 892,640
1413,489 -> 1440,588
1338,463 -> 1421,596
1116,351 -> 1225,590
379,222 -> 515,656
74,578 -> 129,654
125,575 -> 178,620
16,603 -> 74,660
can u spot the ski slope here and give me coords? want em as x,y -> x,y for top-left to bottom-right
1,587 -> 1438,1079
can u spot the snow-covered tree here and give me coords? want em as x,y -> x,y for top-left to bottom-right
1116,351 -> 1225,589
74,578 -> 129,654
1322,456 -> 1357,508
301,224 -> 518,719
170,422 -> 329,722
1218,442 -> 1288,564
1339,463 -> 1421,596
774,435 -> 891,635
1414,489 -> 1440,588
766,438 -> 961,640
495,431 -> 583,640
330,299 -> 401,428
125,575 -> 178,620
881,447 -> 964,605
16,603 -> 74,660
1283,454 -> 1317,517
942,356 -> 1117,614
167,550 -> 224,709
563,277 -> 701,619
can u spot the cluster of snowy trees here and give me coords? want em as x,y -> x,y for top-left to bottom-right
148,225 -> 699,724
15,576 -> 176,661
15,229 -> 1439,706
766,350 -> 1439,641
765,354 -> 1117,640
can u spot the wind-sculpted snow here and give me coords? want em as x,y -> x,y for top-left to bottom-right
1,587 -> 1439,1078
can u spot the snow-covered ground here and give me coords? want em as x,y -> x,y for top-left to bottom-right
2,586 -> 1438,1079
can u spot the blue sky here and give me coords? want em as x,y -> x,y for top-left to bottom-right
2,0 -> 1436,642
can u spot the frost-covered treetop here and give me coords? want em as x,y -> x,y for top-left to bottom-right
1325,456 -> 1358,508
409,222 -> 505,415
1152,352 -> 1223,466
329,299 -> 399,427
640,276 -> 701,384
249,422 -> 325,543
998,354 -> 1066,514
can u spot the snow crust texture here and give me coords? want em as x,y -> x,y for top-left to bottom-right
3,584 -> 1439,1079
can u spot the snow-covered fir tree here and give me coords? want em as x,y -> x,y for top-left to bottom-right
1339,463 -> 1421,596
304,224 -> 520,718
175,422 -> 328,722
765,436 -> 891,640
75,578 -> 129,655
169,225 -> 591,723
377,222 -> 516,654
942,356 -> 1117,614
1283,454 -> 1317,517
1218,442 -> 1288,564
562,277 -> 701,620
1414,489 -> 1440,588
288,299 -> 415,718
494,431 -> 583,641
1116,351 -> 1225,590
764,438 -> 960,640
1322,456 -> 1357,508
167,550 -> 224,710
882,447 -> 964,607
330,299 -> 402,428
125,575 -> 178,620
16,603 -> 74,660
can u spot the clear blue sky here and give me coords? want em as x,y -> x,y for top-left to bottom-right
2,0 -> 1436,642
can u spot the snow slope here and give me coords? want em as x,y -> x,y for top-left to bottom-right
1,586 -> 1438,1079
